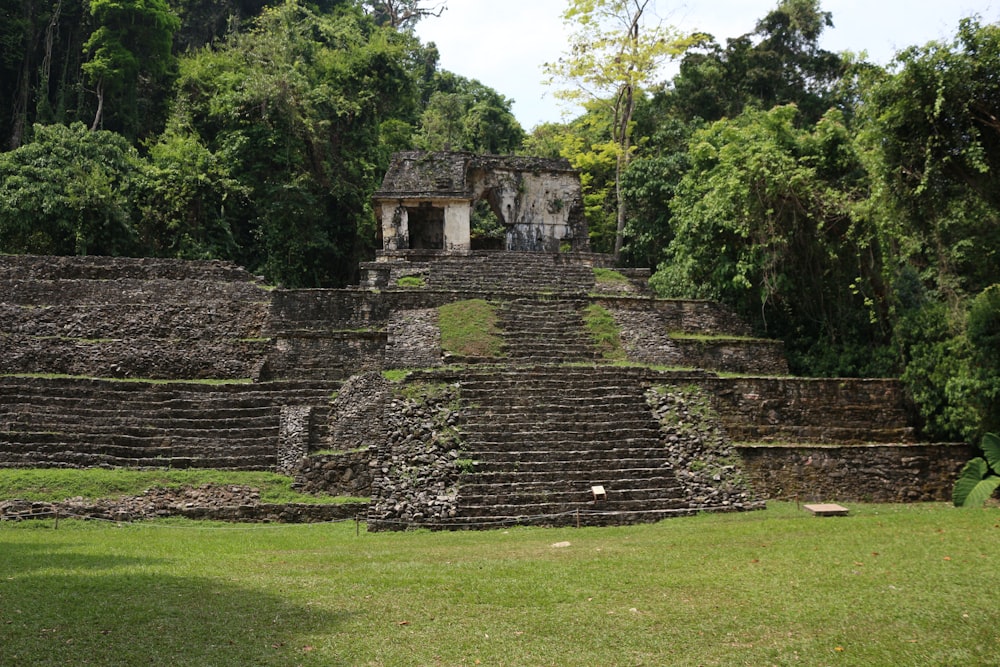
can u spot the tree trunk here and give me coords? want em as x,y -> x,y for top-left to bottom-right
91,80 -> 104,131
613,82 -> 634,260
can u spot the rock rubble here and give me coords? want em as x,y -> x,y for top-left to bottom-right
646,385 -> 763,512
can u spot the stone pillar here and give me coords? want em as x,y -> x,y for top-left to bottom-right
443,201 -> 472,251
380,203 -> 409,251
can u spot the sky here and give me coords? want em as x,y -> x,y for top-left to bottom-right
414,0 -> 999,130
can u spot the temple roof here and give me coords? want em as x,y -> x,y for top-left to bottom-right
374,151 -> 575,201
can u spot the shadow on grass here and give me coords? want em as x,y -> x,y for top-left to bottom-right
0,539 -> 347,666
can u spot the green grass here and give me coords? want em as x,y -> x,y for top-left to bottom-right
395,275 -> 426,288
437,299 -> 503,358
592,267 -> 630,284
1,502 -> 999,665
0,469 -> 355,505
582,302 -> 627,361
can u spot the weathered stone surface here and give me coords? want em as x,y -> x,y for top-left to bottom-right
385,309 -> 442,369
327,372 -> 391,452
374,151 -> 588,253
0,485 -> 366,523
292,450 -> 372,497
0,252 -> 973,529
368,382 -> 464,529
646,385 -> 760,511
736,443 -> 974,503
277,405 -> 312,473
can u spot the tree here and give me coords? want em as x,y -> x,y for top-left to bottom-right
1,0 -> 91,150
657,105 -> 889,375
544,0 -> 693,259
0,122 -> 140,255
133,129 -> 249,260
169,0 -> 419,286
857,17 -> 1000,306
364,0 -> 444,30
663,0 -> 844,125
82,0 -> 180,138
414,73 -> 524,153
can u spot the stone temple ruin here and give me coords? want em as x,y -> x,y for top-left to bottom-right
374,151 -> 589,253
0,151 -> 974,528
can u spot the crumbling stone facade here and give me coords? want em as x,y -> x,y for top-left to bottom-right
373,151 -> 588,253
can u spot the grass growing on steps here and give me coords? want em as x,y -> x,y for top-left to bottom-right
583,302 -> 627,361
438,299 -> 503,358
0,469 -> 361,504
1,502 -> 998,666
592,266 -> 630,284
395,275 -> 426,288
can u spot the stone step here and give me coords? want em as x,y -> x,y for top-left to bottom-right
466,393 -> 647,406
465,423 -> 659,450
458,484 -> 686,509
454,496 -> 691,519
729,425 -> 917,444
392,507 -> 701,529
461,450 -> 669,466
0,432 -> 277,451
1,421 -> 279,439
462,466 -> 675,482
0,450 -> 275,470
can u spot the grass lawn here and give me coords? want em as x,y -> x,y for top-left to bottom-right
2,502 -> 999,666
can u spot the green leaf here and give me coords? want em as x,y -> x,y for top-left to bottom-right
953,457 -> 998,507
980,432 -> 1000,472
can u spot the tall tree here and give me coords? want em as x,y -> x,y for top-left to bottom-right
82,0 -> 179,138
414,72 -> 524,153
857,17 -> 1000,304
169,0 -> 418,286
363,0 -> 444,30
658,105 -> 887,375
0,122 -> 140,255
544,0 -> 693,259
665,0 -> 844,125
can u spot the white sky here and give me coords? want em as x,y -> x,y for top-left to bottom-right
414,0 -> 999,130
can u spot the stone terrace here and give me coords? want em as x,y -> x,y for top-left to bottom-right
0,252 -> 972,528
1,256 -> 272,380
0,376 -> 332,470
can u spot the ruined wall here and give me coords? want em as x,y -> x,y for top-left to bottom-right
472,164 -> 587,253
293,451 -> 373,497
1,255 -> 272,380
692,376 -> 917,444
736,443 -> 974,503
374,152 -> 589,254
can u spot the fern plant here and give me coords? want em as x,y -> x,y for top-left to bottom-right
953,432 -> 1000,507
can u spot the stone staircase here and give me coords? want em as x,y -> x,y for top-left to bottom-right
446,367 -> 745,527
1,253 -> 967,528
0,376 -> 336,470
363,251 -> 600,295
498,298 -> 599,365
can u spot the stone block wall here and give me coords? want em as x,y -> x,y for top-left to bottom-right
1,256 -> 272,380
292,450 -> 373,497
670,339 -> 788,375
601,296 -> 753,336
258,332 -> 386,381
694,376 -> 916,444
736,443 -> 974,502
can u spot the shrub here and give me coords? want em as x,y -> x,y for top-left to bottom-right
953,433 -> 1000,507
